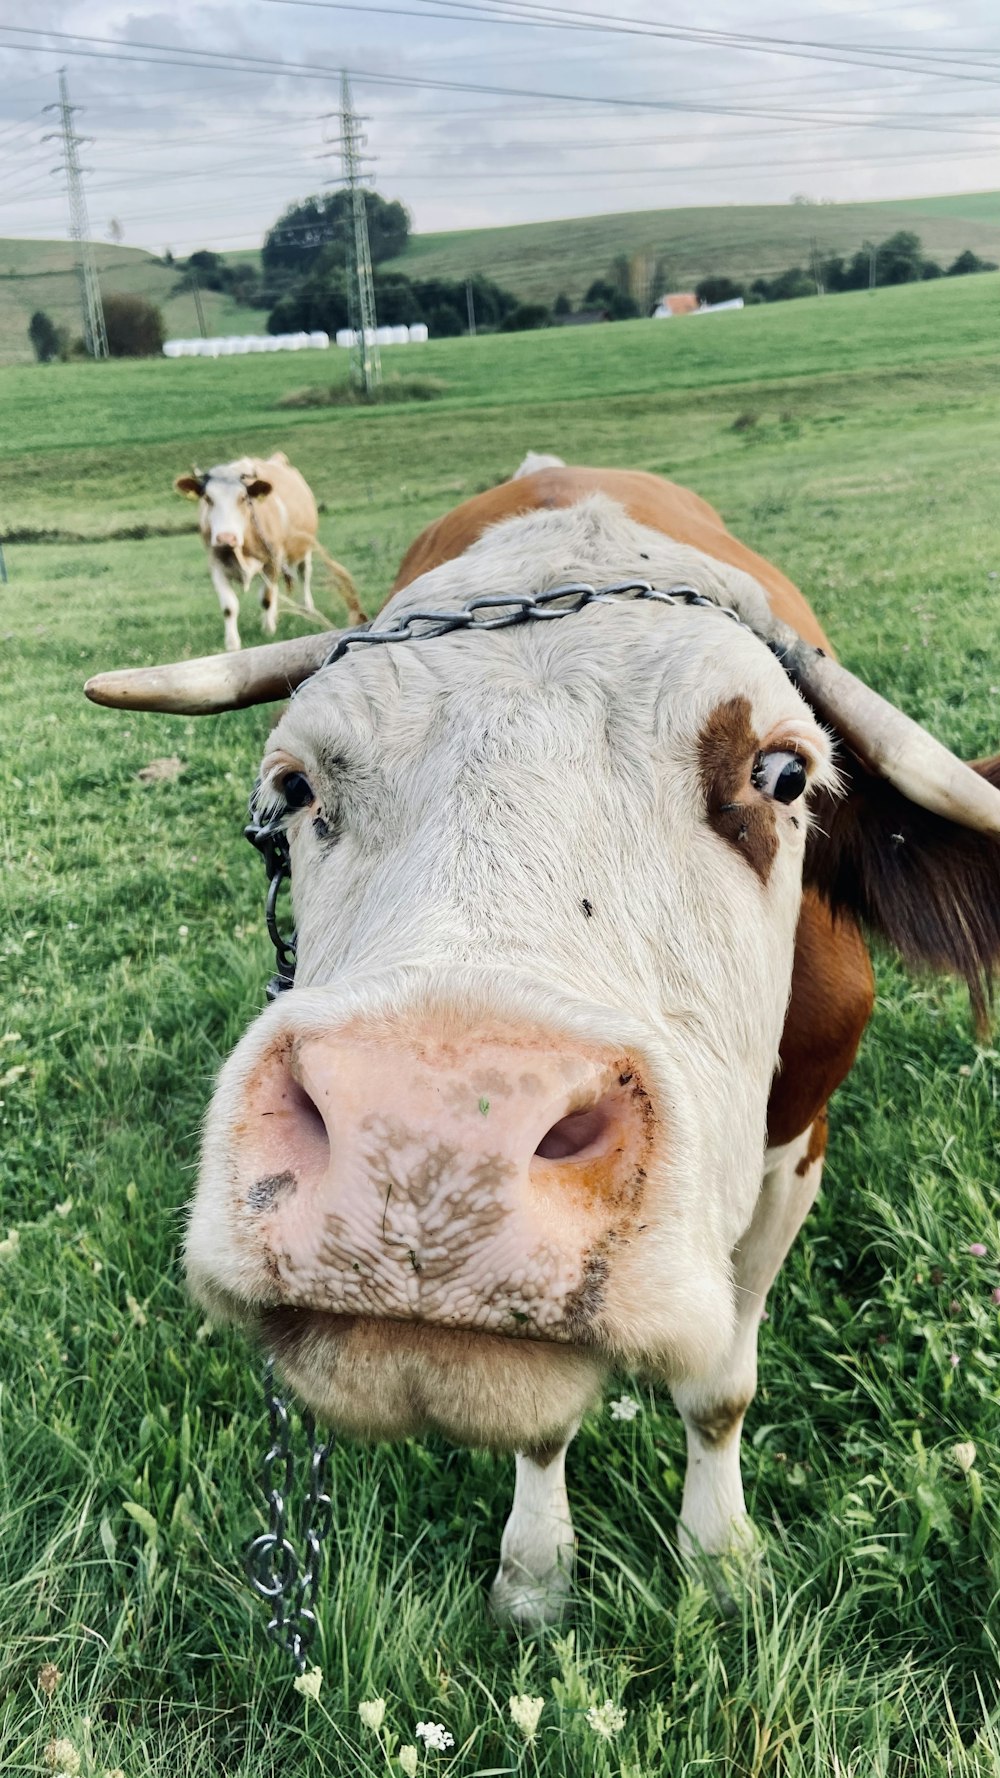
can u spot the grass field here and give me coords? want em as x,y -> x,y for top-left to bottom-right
2,272 -> 1000,1776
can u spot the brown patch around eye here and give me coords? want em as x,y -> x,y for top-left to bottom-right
698,695 -> 778,885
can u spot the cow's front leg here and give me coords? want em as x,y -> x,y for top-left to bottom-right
210,557 -> 241,651
299,551 -> 316,613
259,563 -> 280,636
671,1116 -> 827,1564
490,1427 -> 578,1628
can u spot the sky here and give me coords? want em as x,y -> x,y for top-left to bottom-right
1,2 -> 998,255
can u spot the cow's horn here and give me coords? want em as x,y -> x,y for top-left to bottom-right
782,637 -> 1000,836
84,631 -> 336,714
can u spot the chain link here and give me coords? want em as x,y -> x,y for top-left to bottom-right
321,575 -> 745,670
244,1364 -> 333,1675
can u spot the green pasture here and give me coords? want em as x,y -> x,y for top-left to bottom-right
380,187 -> 1000,305
2,274 -> 1000,1776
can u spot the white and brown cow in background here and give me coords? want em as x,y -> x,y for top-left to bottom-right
87,459 -> 1000,1628
175,451 -> 364,652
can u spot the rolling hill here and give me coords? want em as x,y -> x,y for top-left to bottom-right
2,188 -> 999,361
380,189 -> 1000,305
0,238 -> 266,364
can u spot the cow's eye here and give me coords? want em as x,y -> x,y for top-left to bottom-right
281,771 -> 315,811
752,750 -> 808,804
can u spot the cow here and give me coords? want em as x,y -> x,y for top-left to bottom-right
174,451 -> 364,652
86,458 -> 1000,1629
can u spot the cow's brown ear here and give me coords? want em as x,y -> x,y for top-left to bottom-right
804,753 -> 1000,1028
174,475 -> 204,498
243,477 -> 272,499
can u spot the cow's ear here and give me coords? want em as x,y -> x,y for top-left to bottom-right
243,477 -> 272,499
804,752 -> 1000,1027
174,475 -> 204,498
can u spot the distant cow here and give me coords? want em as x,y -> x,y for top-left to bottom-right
175,452 -> 363,651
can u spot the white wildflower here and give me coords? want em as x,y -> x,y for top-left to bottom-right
586,1699 -> 627,1740
292,1665 -> 323,1701
508,1694 -> 544,1739
125,1293 -> 147,1330
610,1395 -> 640,1422
359,1698 -> 387,1732
0,1229 -> 20,1259
416,1720 -> 454,1751
55,1199 -> 74,1218
952,1441 -> 977,1473
398,1750 -> 419,1778
44,1740 -> 81,1776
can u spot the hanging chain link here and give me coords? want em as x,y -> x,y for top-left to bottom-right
239,575 -> 755,1673
244,1364 -> 334,1675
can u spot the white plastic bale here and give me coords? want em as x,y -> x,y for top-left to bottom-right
408,323 -> 429,343
308,331 -> 330,349
375,326 -> 394,346
335,329 -> 355,348
391,325 -> 410,345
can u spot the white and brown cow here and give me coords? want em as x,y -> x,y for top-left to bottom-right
175,451 -> 363,652
87,461 -> 1000,1627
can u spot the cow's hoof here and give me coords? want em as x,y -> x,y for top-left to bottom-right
261,612 -> 278,637
224,635 -> 241,653
489,1565 -> 573,1631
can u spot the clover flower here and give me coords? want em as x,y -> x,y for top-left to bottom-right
359,1699 -> 387,1732
44,1741 -> 81,1776
509,1694 -> 545,1739
416,1720 -> 454,1751
292,1666 -> 323,1701
610,1395 -> 640,1422
968,1243 -> 988,1258
586,1700 -> 627,1740
37,1662 -> 61,1697
952,1441 -> 977,1473
398,1749 -> 419,1777
949,1353 -> 960,1369
0,1229 -> 20,1260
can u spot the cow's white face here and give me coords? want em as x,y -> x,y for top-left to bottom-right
187,502 -> 836,1452
198,464 -> 270,556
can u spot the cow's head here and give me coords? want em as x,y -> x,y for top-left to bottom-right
86,499 -> 1000,1454
175,462 -> 273,555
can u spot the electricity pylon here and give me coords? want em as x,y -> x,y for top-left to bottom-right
44,68 -> 108,360
339,71 -> 381,398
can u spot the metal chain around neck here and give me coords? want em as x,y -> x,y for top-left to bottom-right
244,1365 -> 334,1675
239,574 -> 756,1673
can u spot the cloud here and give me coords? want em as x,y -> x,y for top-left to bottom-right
0,0 -> 996,251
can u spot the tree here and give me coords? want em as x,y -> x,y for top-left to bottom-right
262,190 -> 411,277
553,291 -> 572,316
106,217 -> 124,243
947,248 -> 997,276
28,309 -> 60,363
498,303 -> 550,332
876,230 -> 924,285
695,275 -> 745,307
102,292 -> 165,357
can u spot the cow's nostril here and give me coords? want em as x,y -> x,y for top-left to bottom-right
282,1073 -> 331,1174
535,1097 -> 614,1162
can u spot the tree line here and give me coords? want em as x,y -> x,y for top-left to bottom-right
695,231 -> 997,308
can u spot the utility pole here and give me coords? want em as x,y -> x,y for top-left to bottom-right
44,68 -> 108,359
190,266 -> 208,339
465,276 -> 477,337
339,71 -> 380,398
